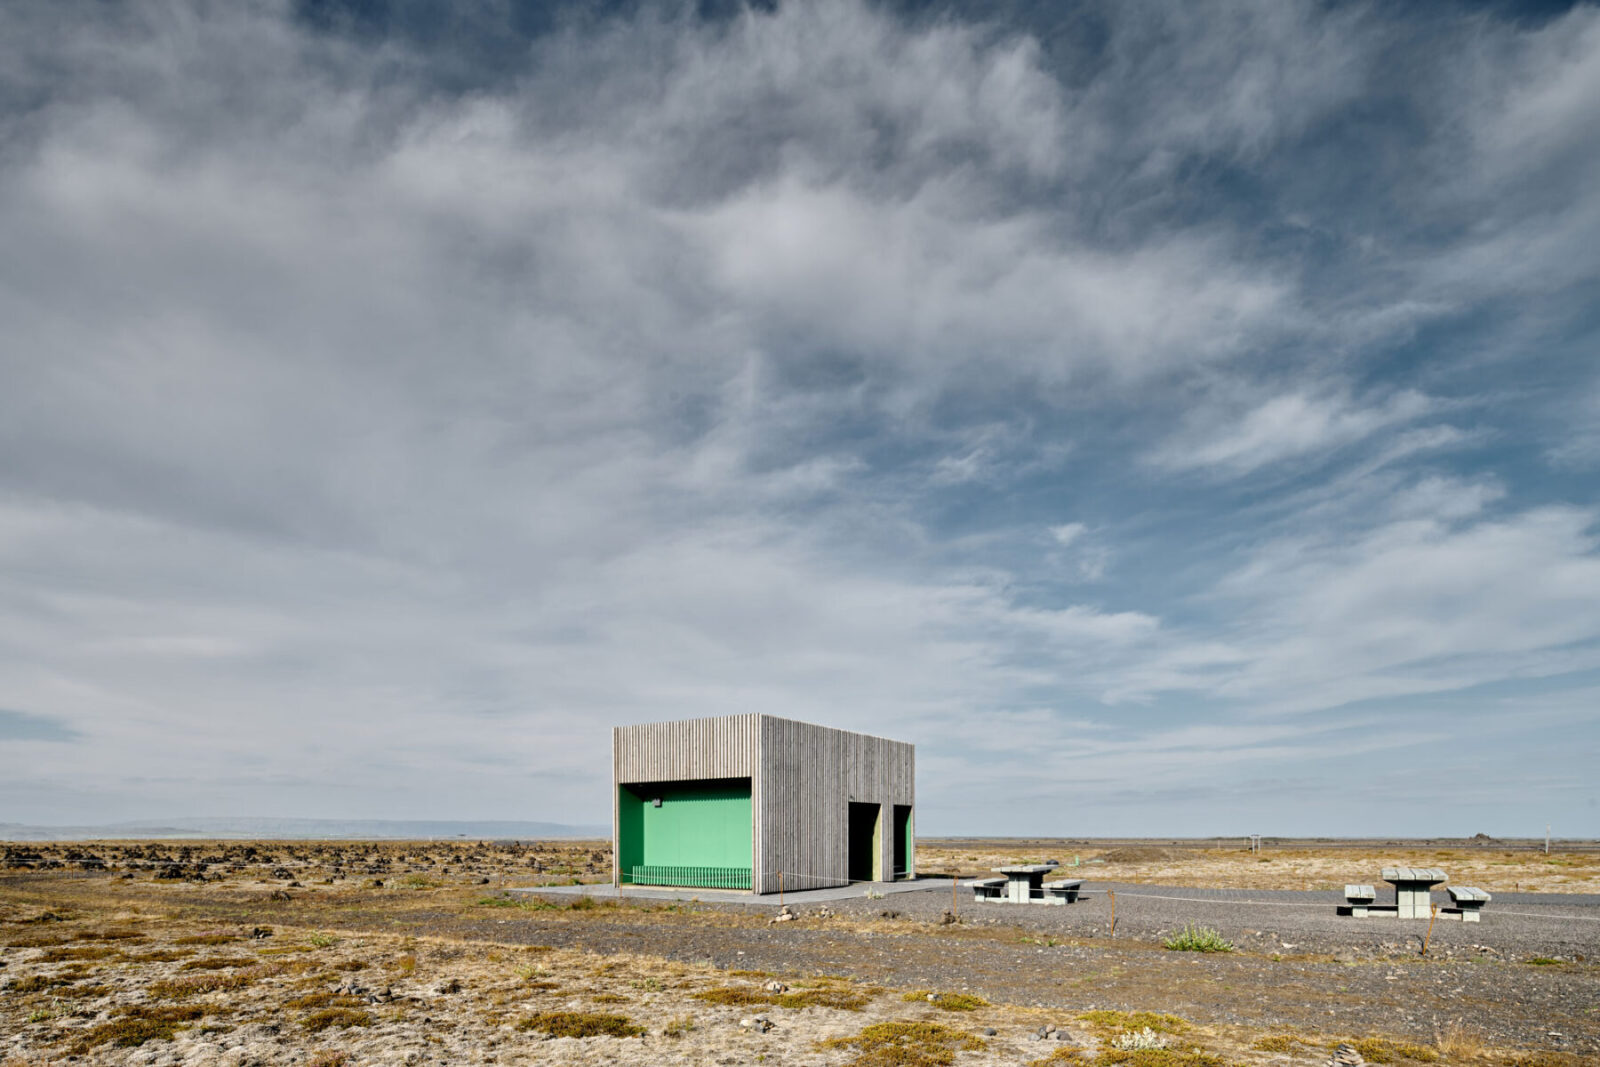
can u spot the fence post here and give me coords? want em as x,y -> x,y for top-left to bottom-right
1109,890 -> 1116,938
1422,904 -> 1437,957
779,870 -> 783,907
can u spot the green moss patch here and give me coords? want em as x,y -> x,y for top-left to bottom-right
901,990 -> 989,1011
514,1011 -> 645,1038
819,1020 -> 985,1067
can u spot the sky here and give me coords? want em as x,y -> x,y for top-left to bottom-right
1,0 -> 1598,838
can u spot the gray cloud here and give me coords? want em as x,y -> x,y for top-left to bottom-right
0,0 -> 1597,833
0,708 -> 81,742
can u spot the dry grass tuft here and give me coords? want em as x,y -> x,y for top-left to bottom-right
1096,1052 -> 1226,1067
37,945 -> 120,962
819,1020 -> 985,1067
692,984 -> 873,1011
307,1053 -> 351,1067
1434,1020 -> 1485,1061
1029,1049 -> 1089,1066
1079,1012 -> 1191,1035
67,1006 -> 207,1052
181,955 -> 255,970
300,1008 -> 374,1032
514,1010 -> 645,1038
1341,1037 -> 1441,1064
900,990 -> 989,1011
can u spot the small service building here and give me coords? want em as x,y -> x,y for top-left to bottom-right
612,713 -> 914,894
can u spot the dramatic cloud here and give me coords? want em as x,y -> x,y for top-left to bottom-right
1,0 -> 1596,834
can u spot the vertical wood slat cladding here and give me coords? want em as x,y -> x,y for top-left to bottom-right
613,713 -> 912,893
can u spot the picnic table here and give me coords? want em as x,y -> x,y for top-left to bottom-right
1382,867 -> 1447,919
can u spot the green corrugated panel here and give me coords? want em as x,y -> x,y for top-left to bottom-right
628,865 -> 752,890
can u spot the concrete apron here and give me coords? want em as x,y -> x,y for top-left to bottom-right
509,878 -> 946,906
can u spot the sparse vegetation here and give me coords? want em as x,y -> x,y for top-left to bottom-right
1080,1011 -> 1191,1035
901,990 -> 989,1011
663,1013 -> 696,1037
514,1010 -> 645,1038
693,984 -> 874,1011
1162,924 -> 1234,953
300,1008 -> 374,1032
820,1020 -> 985,1067
1097,1051 -> 1226,1067
1342,1037 -> 1441,1063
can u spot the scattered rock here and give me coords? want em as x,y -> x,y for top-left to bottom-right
762,980 -> 788,993
982,1027 -> 997,1036
771,905 -> 796,924
250,927 -> 273,939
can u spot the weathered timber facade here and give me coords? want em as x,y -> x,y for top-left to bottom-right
612,713 -> 915,894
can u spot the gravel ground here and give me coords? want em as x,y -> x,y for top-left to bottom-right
471,883 -> 1600,1055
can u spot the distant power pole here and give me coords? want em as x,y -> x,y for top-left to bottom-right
1546,824 -> 1550,856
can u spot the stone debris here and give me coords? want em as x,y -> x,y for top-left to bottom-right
1330,1043 -> 1366,1066
435,978 -> 462,994
739,1014 -> 774,1033
762,980 -> 788,993
771,905 -> 797,923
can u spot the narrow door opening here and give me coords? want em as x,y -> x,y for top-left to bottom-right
892,805 -> 912,880
848,802 -> 881,884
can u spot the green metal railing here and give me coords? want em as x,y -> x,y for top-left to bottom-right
626,865 -> 752,890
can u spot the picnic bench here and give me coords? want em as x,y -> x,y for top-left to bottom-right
972,865 -> 1084,905
970,877 -> 1006,901
1446,886 -> 1491,922
1344,884 -> 1376,918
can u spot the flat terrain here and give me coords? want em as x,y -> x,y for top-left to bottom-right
2,840 -> 1597,1066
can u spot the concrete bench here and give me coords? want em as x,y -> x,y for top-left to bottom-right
1344,883 -> 1382,921
1446,886 -> 1491,922
1046,879 -> 1084,904
970,877 -> 1006,902
1344,884 -> 1376,917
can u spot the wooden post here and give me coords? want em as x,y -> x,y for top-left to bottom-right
1422,904 -> 1437,957
1109,890 -> 1116,938
952,872 -> 958,918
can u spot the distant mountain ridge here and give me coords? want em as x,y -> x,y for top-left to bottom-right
0,817 -> 608,841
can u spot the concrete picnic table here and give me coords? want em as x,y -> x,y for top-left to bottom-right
1382,866 -> 1447,919
991,864 -> 1057,903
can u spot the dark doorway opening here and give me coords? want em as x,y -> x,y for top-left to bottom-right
892,805 -> 912,880
848,801 -> 881,884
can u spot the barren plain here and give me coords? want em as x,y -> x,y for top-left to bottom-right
2,839 -> 1596,1067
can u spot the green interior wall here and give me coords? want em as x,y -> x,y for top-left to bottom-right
617,779 -> 752,884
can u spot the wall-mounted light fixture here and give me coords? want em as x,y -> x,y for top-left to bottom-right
652,797 -> 662,808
